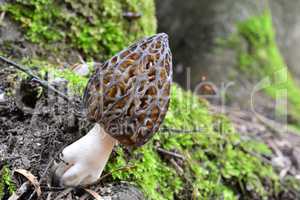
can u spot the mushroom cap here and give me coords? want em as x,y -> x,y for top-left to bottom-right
83,33 -> 172,147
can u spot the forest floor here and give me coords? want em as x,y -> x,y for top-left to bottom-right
0,67 -> 144,200
211,105 -> 300,181
0,66 -> 300,199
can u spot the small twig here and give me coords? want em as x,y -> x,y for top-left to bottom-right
256,114 -> 286,136
170,158 -> 184,175
82,188 -> 102,200
123,12 -> 142,20
83,165 -> 136,188
159,127 -> 203,134
0,56 -> 70,101
53,188 -> 73,200
8,182 -> 31,200
0,156 -> 21,163
155,147 -> 186,160
240,145 -> 272,165
41,186 -> 65,192
0,12 -> 5,26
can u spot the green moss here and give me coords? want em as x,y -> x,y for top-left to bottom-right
226,10 -> 300,122
0,166 -> 16,199
105,85 -> 285,200
21,59 -> 89,94
0,0 -> 156,60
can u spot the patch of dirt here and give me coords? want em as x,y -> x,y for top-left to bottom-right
0,67 -> 144,200
0,67 -> 87,171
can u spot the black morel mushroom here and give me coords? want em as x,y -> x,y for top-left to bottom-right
52,33 -> 172,186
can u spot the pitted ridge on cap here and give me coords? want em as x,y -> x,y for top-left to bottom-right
83,33 -> 172,147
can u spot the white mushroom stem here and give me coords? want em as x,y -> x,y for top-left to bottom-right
60,124 -> 117,186
82,124 -> 117,176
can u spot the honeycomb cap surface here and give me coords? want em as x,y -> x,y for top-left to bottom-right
83,33 -> 172,146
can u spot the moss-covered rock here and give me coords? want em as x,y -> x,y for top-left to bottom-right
223,10 -> 300,123
0,0 -> 156,61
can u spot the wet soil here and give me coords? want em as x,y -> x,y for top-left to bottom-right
0,67 -> 144,200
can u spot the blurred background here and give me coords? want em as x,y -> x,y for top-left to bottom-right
157,0 -> 300,87
156,0 -> 300,123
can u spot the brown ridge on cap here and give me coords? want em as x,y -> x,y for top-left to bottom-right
83,33 -> 173,147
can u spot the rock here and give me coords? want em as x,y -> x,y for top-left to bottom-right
0,89 -> 5,103
0,16 -> 22,43
58,183 -> 145,200
292,147 -> 300,170
270,0 -> 300,83
15,79 -> 41,113
71,63 -> 90,76
272,155 -> 291,170
274,139 -> 293,155
96,182 -> 145,200
0,93 -> 4,102
50,77 -> 68,87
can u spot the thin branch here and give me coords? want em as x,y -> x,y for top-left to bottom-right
53,188 -> 73,200
159,127 -> 203,133
0,56 -> 70,101
170,158 -> 184,175
0,156 -> 21,163
123,12 -> 142,20
0,12 -> 5,26
41,186 -> 65,192
155,147 -> 186,160
8,182 -> 31,200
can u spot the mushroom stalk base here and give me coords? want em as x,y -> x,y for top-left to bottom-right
58,124 -> 117,186
82,123 -> 116,178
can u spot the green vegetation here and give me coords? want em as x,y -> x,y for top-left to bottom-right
0,0 -> 156,60
0,166 -> 16,199
8,60 -> 293,199
106,85 -> 287,200
225,10 -> 300,122
20,59 -> 90,94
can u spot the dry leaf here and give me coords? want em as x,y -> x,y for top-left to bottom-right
83,188 -> 104,200
14,169 -> 42,198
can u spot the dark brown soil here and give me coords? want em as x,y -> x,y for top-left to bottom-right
0,67 -> 144,200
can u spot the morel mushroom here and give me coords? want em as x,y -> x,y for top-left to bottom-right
52,33 -> 172,186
